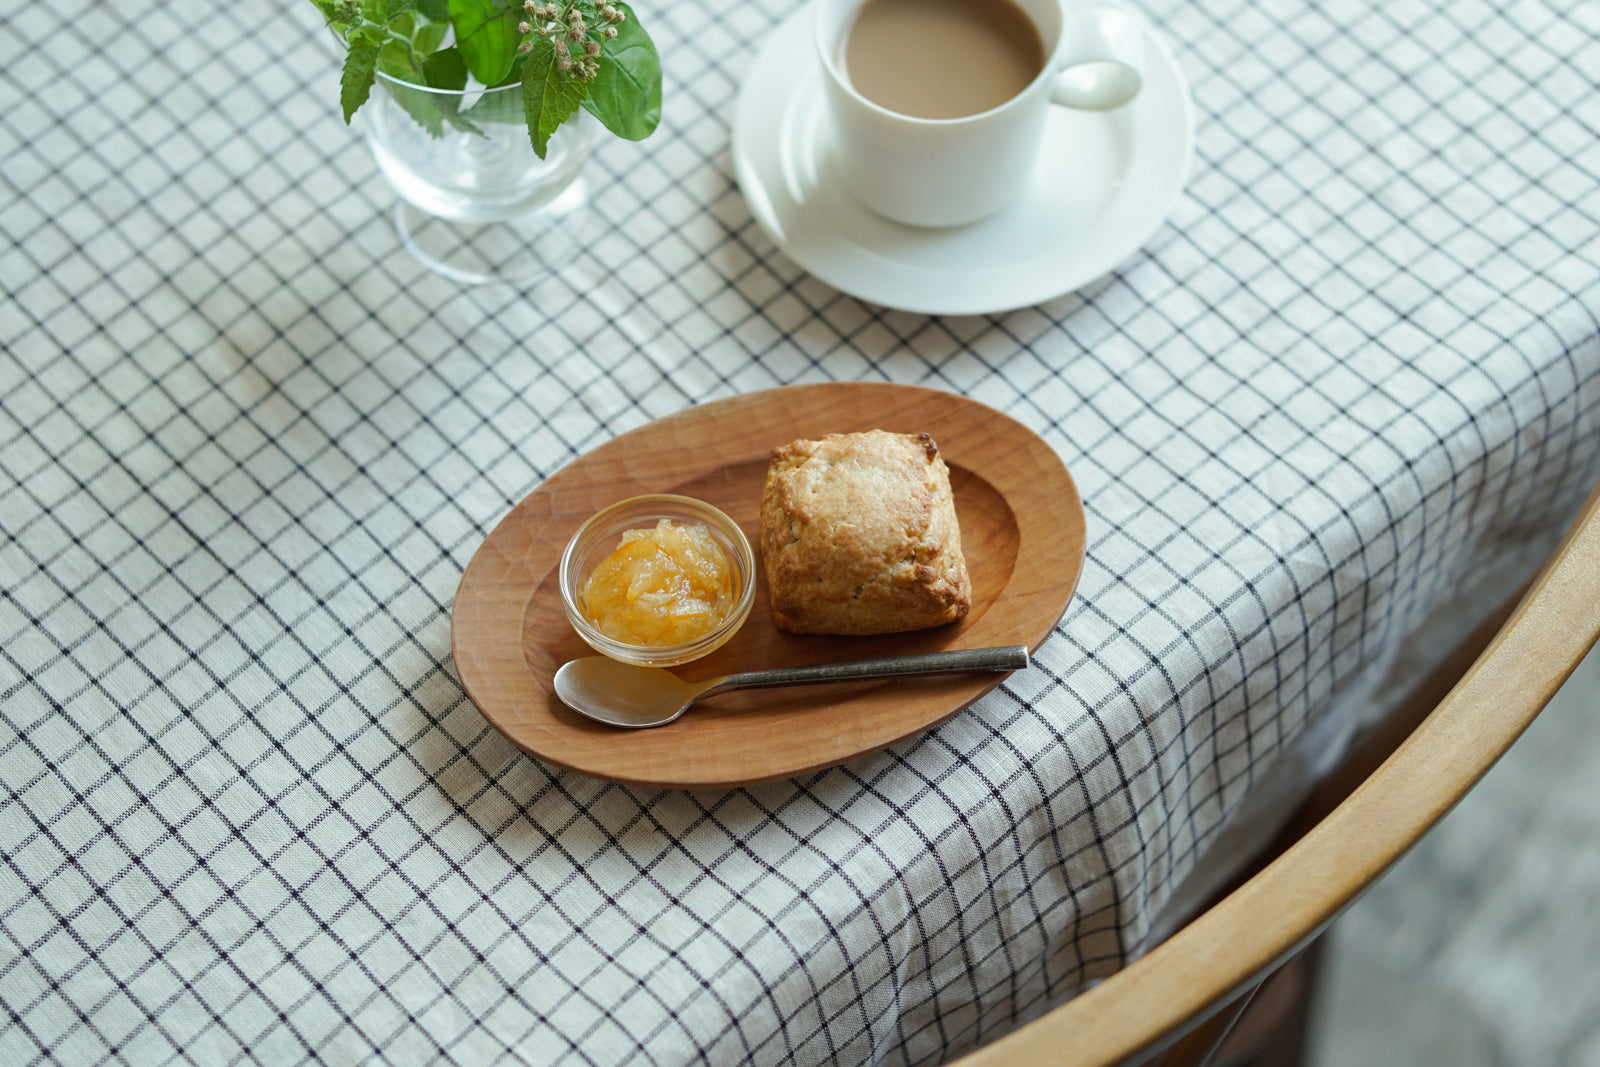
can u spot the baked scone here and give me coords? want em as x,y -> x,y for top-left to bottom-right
760,429 -> 971,635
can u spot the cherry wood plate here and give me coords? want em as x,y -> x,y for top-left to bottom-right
451,382 -> 1085,789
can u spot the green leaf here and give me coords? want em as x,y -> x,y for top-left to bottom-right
459,51 -> 527,124
488,52 -> 526,88
522,36 -> 587,159
313,0 -> 355,36
378,38 -> 420,79
451,0 -> 522,86
385,81 -> 447,136
413,17 -> 448,55
361,0 -> 412,18
580,2 -> 661,141
340,38 -> 380,123
347,20 -> 386,44
359,0 -> 410,21
422,46 -> 468,90
462,79 -> 528,125
417,0 -> 449,18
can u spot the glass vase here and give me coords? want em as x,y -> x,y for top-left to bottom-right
364,71 -> 596,285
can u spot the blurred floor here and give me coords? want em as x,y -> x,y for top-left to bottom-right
1307,640 -> 1600,1066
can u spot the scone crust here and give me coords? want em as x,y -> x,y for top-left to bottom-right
760,429 -> 971,635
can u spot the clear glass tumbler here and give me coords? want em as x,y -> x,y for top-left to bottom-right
364,71 -> 596,284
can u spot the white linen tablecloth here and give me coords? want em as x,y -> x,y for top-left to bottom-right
2,0 -> 1598,1062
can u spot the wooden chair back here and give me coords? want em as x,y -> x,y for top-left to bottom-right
955,479 -> 1600,1067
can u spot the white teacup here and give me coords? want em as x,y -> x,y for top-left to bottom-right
815,0 -> 1147,228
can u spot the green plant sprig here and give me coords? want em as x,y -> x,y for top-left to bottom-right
313,0 -> 661,158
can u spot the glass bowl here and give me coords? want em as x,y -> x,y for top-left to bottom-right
559,495 -> 756,668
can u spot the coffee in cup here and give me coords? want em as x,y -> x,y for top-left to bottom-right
841,0 -> 1047,120
815,0 -> 1147,228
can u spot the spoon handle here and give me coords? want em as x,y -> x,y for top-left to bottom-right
708,645 -> 1030,693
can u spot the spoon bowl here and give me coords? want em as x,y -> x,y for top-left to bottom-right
554,646 -> 1031,729
555,656 -> 714,728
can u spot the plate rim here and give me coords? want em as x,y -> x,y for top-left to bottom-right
451,382 -> 1085,788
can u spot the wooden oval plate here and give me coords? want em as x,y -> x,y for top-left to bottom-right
451,382 -> 1085,789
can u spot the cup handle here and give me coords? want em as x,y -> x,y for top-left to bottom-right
1050,9 -> 1147,111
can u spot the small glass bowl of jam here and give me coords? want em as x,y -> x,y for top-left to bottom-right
559,495 -> 756,668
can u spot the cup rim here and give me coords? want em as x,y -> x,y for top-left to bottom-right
813,0 -> 1064,126
374,68 -> 523,97
558,494 -> 757,667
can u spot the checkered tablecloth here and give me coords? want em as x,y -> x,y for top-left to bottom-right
3,0 -> 1598,1062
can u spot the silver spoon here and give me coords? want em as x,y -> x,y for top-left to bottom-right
555,646 -> 1031,729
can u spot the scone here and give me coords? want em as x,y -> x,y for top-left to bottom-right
760,429 -> 971,635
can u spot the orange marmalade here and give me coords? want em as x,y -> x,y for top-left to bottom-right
579,519 -> 737,646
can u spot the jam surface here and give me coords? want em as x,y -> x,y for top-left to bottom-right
580,519 -> 736,646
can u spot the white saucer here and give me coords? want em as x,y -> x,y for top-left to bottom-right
730,4 -> 1195,316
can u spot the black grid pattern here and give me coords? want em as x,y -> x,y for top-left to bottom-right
2,0 -> 1599,1062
